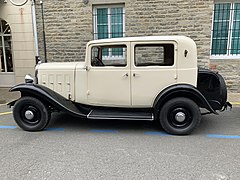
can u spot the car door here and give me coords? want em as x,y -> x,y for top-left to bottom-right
131,41 -> 177,107
87,42 -> 131,106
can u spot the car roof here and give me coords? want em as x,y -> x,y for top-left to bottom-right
87,36 -> 194,45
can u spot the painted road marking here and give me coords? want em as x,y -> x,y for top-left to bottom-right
144,131 -> 171,136
90,129 -> 118,133
231,102 -> 240,105
0,111 -> 12,116
0,125 -> 17,129
207,134 -> 240,139
0,124 -> 239,139
0,126 -> 64,131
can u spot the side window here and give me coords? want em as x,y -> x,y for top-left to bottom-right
91,45 -> 127,67
134,44 -> 174,66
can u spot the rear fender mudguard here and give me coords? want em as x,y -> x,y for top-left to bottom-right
9,83 -> 87,118
153,84 -> 218,118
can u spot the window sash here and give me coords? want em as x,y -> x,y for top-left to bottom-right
93,6 -> 125,40
211,2 -> 240,57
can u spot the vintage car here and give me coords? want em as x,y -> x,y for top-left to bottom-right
8,36 -> 231,135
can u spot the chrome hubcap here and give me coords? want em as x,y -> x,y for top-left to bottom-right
25,110 -> 34,120
175,112 -> 186,123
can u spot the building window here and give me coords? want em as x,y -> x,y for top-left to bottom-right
0,19 -> 13,72
93,5 -> 125,40
211,3 -> 240,57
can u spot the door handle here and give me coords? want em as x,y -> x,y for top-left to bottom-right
123,73 -> 129,77
133,73 -> 140,77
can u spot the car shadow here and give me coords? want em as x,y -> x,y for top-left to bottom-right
47,112 -> 163,132
46,108 -> 237,135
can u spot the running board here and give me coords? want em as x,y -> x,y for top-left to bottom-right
87,109 -> 154,121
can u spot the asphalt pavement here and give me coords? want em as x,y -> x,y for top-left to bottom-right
0,104 -> 240,179
0,87 -> 240,179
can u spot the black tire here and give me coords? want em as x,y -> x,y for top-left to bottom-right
159,97 -> 201,135
13,96 -> 50,131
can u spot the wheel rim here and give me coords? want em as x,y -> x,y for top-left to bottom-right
20,105 -> 41,125
168,107 -> 192,128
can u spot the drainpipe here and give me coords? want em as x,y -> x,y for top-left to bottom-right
31,0 -> 40,64
40,0 -> 47,63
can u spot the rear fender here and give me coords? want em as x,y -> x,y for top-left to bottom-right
9,83 -> 87,117
153,84 -> 218,118
197,69 -> 227,110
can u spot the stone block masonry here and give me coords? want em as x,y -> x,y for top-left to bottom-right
126,0 -> 213,67
36,0 -> 240,92
35,0 -> 213,67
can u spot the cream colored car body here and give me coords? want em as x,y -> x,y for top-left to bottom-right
37,36 -> 197,108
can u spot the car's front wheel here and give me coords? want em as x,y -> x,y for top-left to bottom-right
13,96 -> 50,131
159,97 -> 201,135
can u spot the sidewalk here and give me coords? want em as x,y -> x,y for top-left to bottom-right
0,88 -> 20,104
0,87 -> 240,106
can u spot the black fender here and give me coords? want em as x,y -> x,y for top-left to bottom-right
8,83 -> 87,118
197,69 -> 227,110
153,84 -> 218,118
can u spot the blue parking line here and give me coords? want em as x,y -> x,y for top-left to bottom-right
90,129 -> 118,133
45,128 -> 65,131
0,125 -> 17,129
144,131 -> 171,136
207,134 -> 240,139
0,125 -> 239,139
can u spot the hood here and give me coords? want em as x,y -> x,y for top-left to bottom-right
37,62 -> 85,71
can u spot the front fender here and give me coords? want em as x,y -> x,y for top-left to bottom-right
153,84 -> 218,117
9,83 -> 87,117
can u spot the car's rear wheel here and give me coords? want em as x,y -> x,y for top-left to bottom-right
13,96 -> 50,131
159,97 -> 201,135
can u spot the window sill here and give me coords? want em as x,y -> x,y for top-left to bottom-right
210,55 -> 240,60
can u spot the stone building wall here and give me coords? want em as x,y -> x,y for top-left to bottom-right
35,0 -> 93,63
35,0 -> 213,67
126,0 -> 213,68
36,0 -> 240,92
210,60 -> 240,92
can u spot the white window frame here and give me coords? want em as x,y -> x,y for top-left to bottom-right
211,1 -> 240,59
93,4 -> 125,40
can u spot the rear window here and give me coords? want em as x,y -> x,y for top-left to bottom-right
134,44 -> 174,66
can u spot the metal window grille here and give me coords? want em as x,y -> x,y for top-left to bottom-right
211,3 -> 240,56
93,6 -> 125,40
